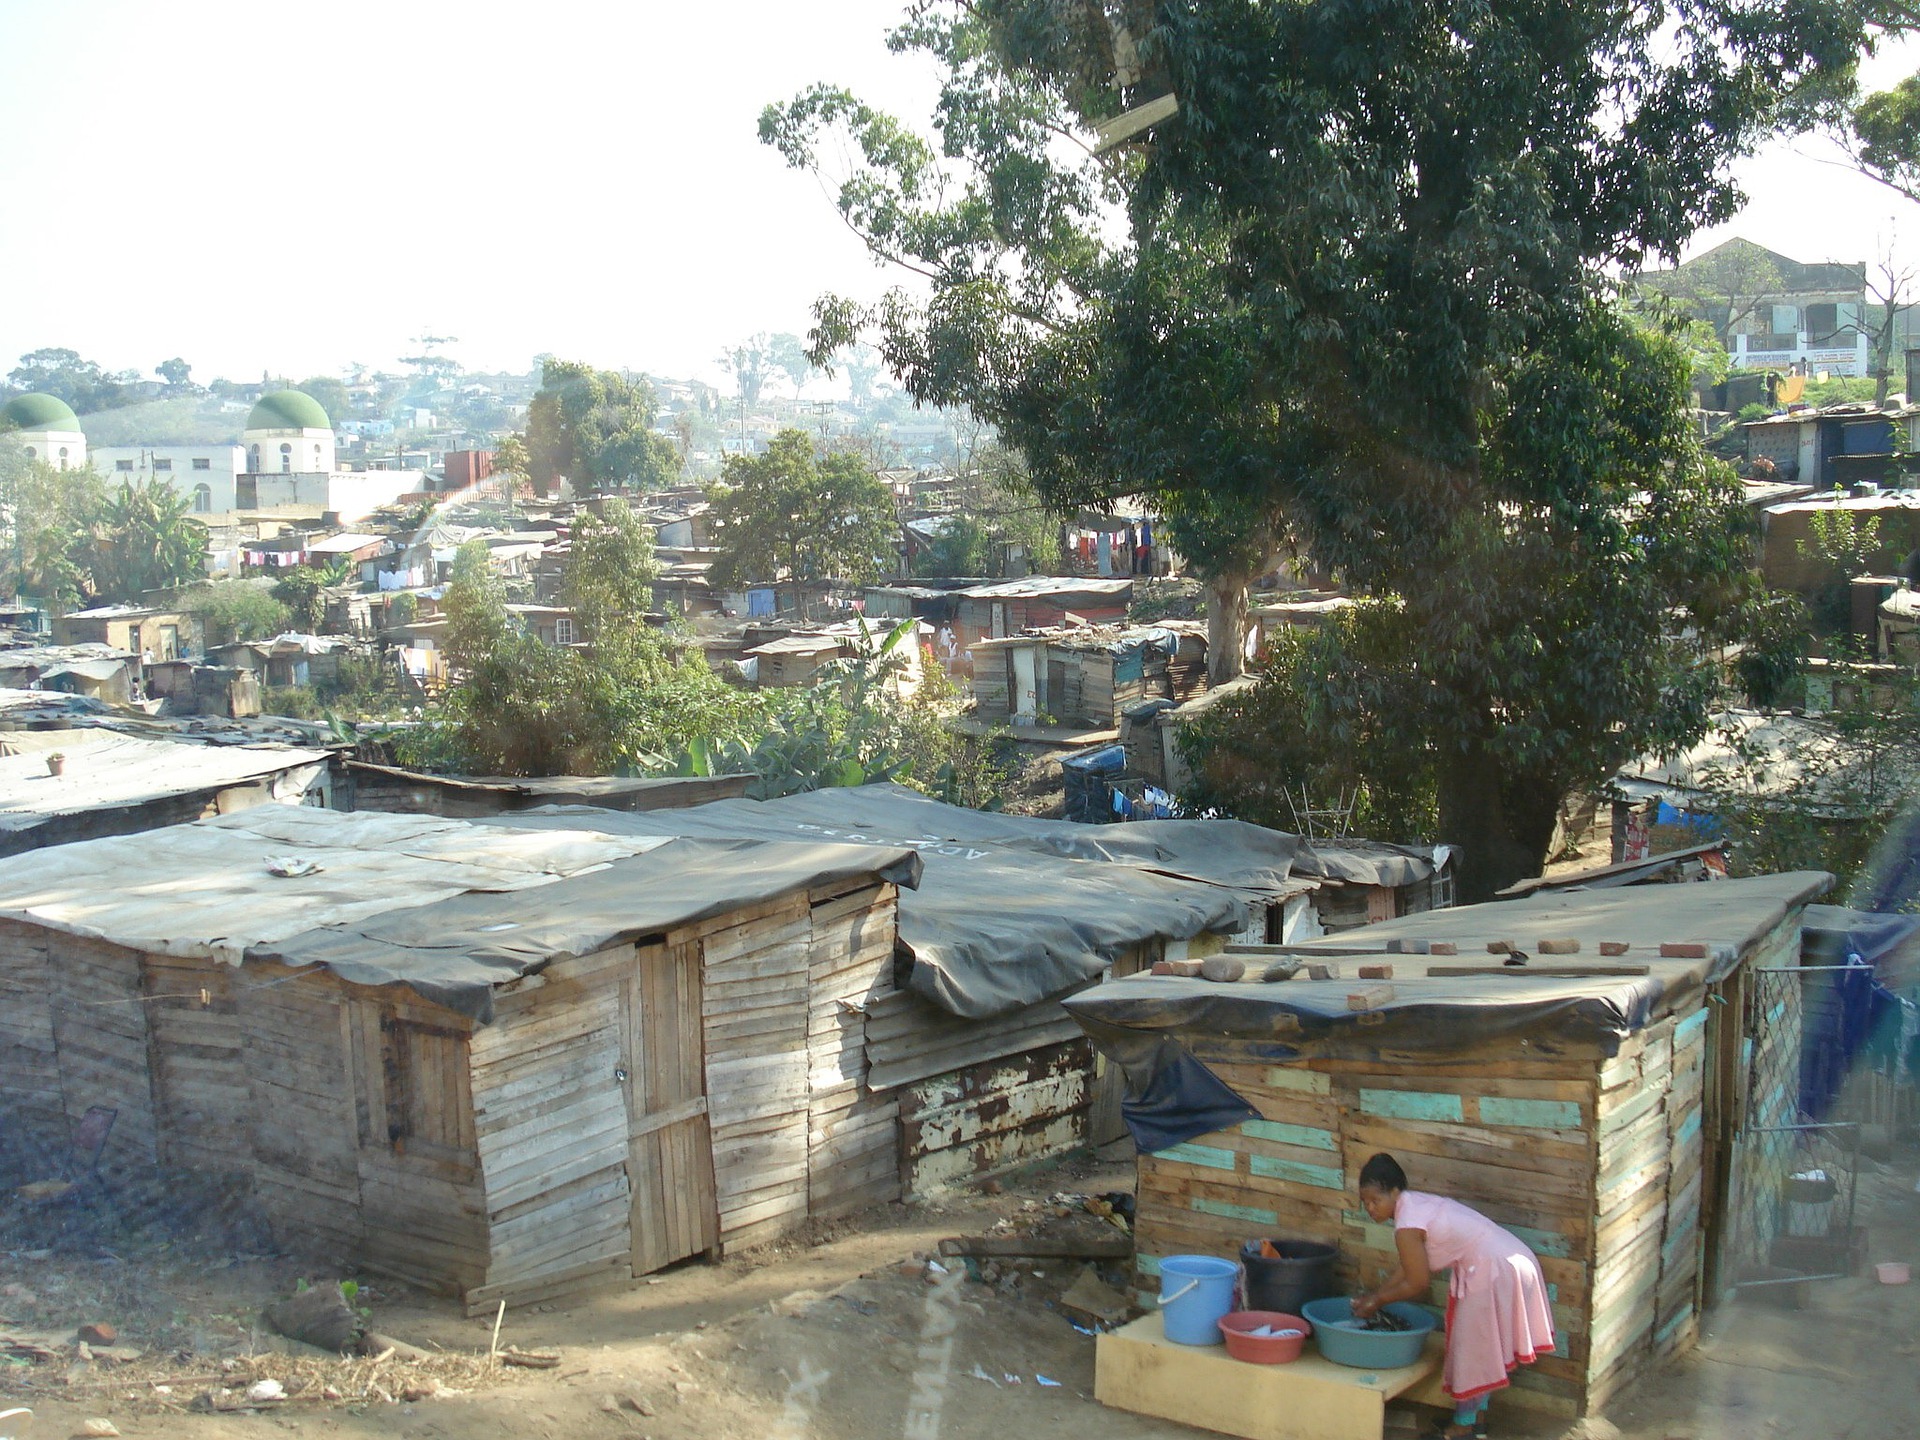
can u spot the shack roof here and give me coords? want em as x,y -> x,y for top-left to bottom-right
0,731 -> 334,840
1066,871 -> 1831,1062
0,806 -> 921,1021
487,783 -> 1438,1019
959,577 -> 1135,600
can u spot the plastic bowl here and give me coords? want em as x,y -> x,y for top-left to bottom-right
1217,1310 -> 1312,1364
1877,1261 -> 1910,1285
1299,1298 -> 1438,1369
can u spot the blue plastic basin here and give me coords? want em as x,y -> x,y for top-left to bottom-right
1299,1298 -> 1438,1369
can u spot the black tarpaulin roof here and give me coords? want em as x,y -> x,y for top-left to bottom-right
481,783 -> 1353,1018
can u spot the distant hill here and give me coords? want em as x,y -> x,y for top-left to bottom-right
75,396 -> 244,446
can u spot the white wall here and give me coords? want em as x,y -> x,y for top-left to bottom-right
91,446 -> 245,512
242,426 -> 335,476
11,430 -> 87,470
247,468 -> 425,522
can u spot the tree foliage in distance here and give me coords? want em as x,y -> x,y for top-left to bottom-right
297,375 -> 354,426
561,500 -> 660,642
0,449 -> 105,604
525,359 -> 680,497
269,559 -> 352,634
179,581 -> 290,646
82,481 -> 206,604
762,0 -> 1891,899
719,335 -> 777,410
4,348 -> 140,414
707,429 -> 899,596
1798,491 -> 1888,630
915,442 -> 1064,578
1637,239 -> 1790,352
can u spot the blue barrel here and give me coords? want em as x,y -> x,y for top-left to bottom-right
1157,1254 -> 1239,1345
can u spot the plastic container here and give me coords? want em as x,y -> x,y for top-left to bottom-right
1218,1310 -> 1312,1364
1299,1298 -> 1438,1369
1784,1171 -> 1838,1238
1157,1254 -> 1240,1345
1240,1239 -> 1339,1316
1877,1261 -> 1910,1285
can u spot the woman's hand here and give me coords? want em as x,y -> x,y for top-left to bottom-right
1351,1292 -> 1380,1319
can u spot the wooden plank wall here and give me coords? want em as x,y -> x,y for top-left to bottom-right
47,933 -> 162,1176
346,986 -> 490,1298
0,921 -> 65,1161
805,880 -> 901,1219
1132,1046 -> 1608,1419
693,892 -> 815,1253
467,944 -> 633,1311
141,955 -> 251,1179
241,963 -> 367,1262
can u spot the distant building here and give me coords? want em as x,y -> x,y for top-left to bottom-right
1640,239 -> 1873,376
0,393 -> 87,469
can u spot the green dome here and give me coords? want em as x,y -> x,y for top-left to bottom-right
246,389 -> 331,432
1,393 -> 82,434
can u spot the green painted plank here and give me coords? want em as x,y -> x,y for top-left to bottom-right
1240,1118 -> 1338,1151
1137,1254 -> 1162,1277
1263,1067 -> 1331,1096
1192,1197 -> 1277,1226
1360,1088 -> 1464,1122
1478,1097 -> 1583,1130
1675,1007 -> 1709,1049
1507,1224 -> 1575,1259
1157,1142 -> 1238,1171
1674,1110 -> 1702,1146
1248,1154 -> 1344,1189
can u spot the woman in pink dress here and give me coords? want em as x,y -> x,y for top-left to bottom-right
1350,1153 -> 1555,1439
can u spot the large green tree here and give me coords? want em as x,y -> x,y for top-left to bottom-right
561,499 -> 661,643
762,0 -> 1896,899
707,429 -> 899,605
525,360 -> 680,496
83,480 -> 206,604
5,349 -> 139,414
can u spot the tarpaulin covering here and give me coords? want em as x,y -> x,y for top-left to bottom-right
483,783 -> 1321,1018
1121,1041 -> 1262,1153
254,836 -> 923,1023
1799,903 -> 1920,1118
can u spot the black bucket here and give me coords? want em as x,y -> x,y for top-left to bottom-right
1239,1238 -> 1339,1314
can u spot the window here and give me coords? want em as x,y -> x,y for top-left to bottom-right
56,448 -> 67,465
116,459 -> 134,471
192,484 -> 211,513
378,1013 -> 469,1156
280,441 -> 292,474
248,443 -> 259,475
554,616 -> 576,645
192,457 -> 211,471
152,458 -> 172,472
22,447 -> 34,459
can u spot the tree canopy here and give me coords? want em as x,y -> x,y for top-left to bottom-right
82,480 -> 207,604
4,348 -> 142,415
525,359 -> 681,496
707,429 -> 899,596
763,0 -> 1895,898
561,499 -> 660,643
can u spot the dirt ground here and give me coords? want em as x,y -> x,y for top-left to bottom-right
3,1139 -> 1917,1440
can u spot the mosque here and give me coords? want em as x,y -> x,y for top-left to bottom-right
0,389 -> 420,522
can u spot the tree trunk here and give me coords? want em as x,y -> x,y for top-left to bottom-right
1435,742 -> 1563,904
1204,568 -> 1250,685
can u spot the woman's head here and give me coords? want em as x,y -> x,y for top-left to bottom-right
1357,1151 -> 1407,1222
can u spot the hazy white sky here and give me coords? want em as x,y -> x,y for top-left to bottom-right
3,3 -> 1919,389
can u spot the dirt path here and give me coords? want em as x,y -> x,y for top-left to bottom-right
5,1143 -> 1917,1440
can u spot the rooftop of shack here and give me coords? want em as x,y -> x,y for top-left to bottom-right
483,783 -> 1438,1020
1066,871 -> 1831,1063
0,730 -> 334,836
0,805 -> 921,1022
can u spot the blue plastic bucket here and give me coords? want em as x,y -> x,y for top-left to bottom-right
1157,1254 -> 1239,1345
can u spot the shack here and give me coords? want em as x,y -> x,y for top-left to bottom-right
1066,872 -> 1830,1420
496,784 -> 1372,1190
50,603 -> 203,661
0,807 -> 919,1312
0,730 -> 334,856
343,762 -> 751,817
953,576 -> 1134,648
970,624 -> 1208,728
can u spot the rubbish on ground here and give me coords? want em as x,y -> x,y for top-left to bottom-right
262,1281 -> 361,1354
498,1347 -> 561,1368
1037,1374 -> 1062,1386
1060,1265 -> 1133,1326
967,1365 -> 1000,1386
938,1234 -> 1132,1260
244,1379 -> 285,1404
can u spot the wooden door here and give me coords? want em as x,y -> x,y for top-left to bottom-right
622,940 -> 719,1275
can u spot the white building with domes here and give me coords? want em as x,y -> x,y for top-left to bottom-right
4,388 -> 422,521
0,393 -> 87,470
